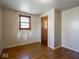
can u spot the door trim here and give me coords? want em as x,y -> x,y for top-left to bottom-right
41,16 -> 48,46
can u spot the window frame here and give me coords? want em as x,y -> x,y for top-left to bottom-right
19,15 -> 31,30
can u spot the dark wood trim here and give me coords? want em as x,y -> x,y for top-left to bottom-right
41,16 -> 48,46
19,15 -> 31,30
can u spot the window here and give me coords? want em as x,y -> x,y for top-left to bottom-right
19,15 -> 31,30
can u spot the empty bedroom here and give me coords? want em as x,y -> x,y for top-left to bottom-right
0,0 -> 79,59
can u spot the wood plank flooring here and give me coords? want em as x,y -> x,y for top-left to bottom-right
1,42 -> 79,59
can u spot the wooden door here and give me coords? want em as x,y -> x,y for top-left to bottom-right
41,16 -> 48,46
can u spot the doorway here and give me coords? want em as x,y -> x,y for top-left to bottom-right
41,16 -> 48,46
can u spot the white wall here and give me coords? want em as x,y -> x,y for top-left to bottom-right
54,10 -> 61,48
62,6 -> 79,52
41,9 -> 55,49
0,6 -> 2,54
2,8 -> 41,48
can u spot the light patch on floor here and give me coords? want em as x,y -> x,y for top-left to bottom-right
2,52 -> 9,58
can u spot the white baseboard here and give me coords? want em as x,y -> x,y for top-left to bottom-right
5,41 -> 40,49
48,45 -> 61,50
62,45 -> 79,53
54,45 -> 61,50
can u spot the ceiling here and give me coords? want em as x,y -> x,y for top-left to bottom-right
0,0 -> 79,14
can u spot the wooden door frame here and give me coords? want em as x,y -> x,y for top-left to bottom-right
41,16 -> 48,46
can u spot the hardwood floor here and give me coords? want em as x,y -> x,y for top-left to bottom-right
1,42 -> 79,59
